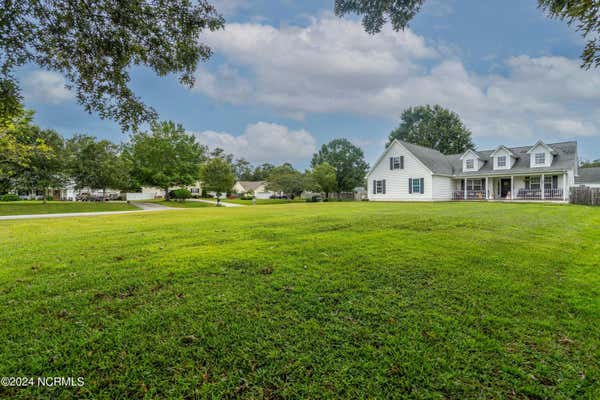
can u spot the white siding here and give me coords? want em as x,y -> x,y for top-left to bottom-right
367,142 -> 434,201
432,175 -> 453,200
492,148 -> 515,170
528,144 -> 553,168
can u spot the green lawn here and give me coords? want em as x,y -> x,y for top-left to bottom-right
0,201 -> 138,216
154,200 -> 214,208
0,203 -> 599,399
223,198 -> 305,205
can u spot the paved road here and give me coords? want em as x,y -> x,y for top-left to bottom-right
189,199 -> 246,207
0,202 -> 177,221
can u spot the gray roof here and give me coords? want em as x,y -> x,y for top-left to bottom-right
575,167 -> 600,184
394,139 -> 578,177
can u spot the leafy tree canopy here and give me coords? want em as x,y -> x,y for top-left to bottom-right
311,139 -> 369,193
388,105 -> 474,154
127,121 -> 206,199
200,157 -> 235,205
335,0 -> 600,69
66,135 -> 130,194
0,1 -> 224,130
311,162 -> 337,198
266,164 -> 306,197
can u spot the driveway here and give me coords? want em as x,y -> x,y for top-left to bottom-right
189,199 -> 246,207
0,202 -> 177,221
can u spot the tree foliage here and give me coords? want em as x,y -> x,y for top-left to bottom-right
200,157 -> 235,205
388,105 -> 474,154
66,135 -> 130,195
311,139 -> 369,194
311,162 -> 337,198
127,121 -> 206,199
266,164 -> 306,198
335,0 -> 600,69
0,109 -> 64,201
0,0 -> 224,130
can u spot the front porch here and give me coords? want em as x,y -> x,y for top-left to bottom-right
452,174 -> 567,201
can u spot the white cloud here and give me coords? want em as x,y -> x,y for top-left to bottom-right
23,71 -> 72,104
194,122 -> 317,164
193,15 -> 600,142
213,0 -> 247,17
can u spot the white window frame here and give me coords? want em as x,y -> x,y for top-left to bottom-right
411,179 -> 421,194
528,176 -> 541,190
535,152 -> 545,164
391,157 -> 401,170
497,156 -> 506,167
466,159 -> 474,169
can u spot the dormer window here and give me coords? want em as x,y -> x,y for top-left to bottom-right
535,153 -> 545,165
466,159 -> 474,169
497,156 -> 506,167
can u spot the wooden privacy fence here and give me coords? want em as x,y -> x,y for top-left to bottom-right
570,186 -> 600,206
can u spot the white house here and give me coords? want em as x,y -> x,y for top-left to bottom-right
126,181 -> 202,201
367,139 -> 596,202
232,181 -> 275,199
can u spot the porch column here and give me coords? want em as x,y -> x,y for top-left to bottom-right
563,172 -> 568,201
510,176 -> 514,200
464,178 -> 467,200
485,177 -> 489,200
541,173 -> 545,200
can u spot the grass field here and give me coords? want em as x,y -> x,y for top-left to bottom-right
154,200 -> 214,208
222,198 -> 305,205
0,201 -> 138,216
1,202 -> 599,399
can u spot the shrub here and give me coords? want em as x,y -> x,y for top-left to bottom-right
172,189 -> 191,202
0,194 -> 20,201
240,195 -> 254,200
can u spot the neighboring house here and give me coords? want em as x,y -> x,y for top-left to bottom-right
232,181 -> 275,199
575,167 -> 600,188
126,181 -> 202,201
367,139 -> 595,202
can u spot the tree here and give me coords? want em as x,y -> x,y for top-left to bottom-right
1,110 -> 65,202
252,163 -> 275,181
311,162 -> 337,199
66,135 -> 130,199
311,139 -> 369,196
0,1 -> 225,130
127,121 -> 206,200
200,157 -> 235,206
334,0 -> 600,69
266,164 -> 306,199
13,127 -> 65,203
388,105 -> 474,154
233,158 -> 254,180
581,159 -> 600,168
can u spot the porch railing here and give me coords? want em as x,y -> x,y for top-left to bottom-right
453,188 -> 564,201
453,190 -> 486,200
516,189 -> 563,200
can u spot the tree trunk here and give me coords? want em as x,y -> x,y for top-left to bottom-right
164,188 -> 170,201
216,195 -> 220,206
43,188 -> 47,204
103,188 -> 106,202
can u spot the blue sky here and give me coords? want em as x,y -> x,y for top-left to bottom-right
20,0 -> 600,168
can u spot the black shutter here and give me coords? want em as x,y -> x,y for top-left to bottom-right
461,180 -> 465,191
389,157 -> 393,170
553,175 -> 558,189
481,178 -> 486,188
525,177 -> 530,190
382,180 -> 386,194
408,178 -> 412,194
373,180 -> 376,194
400,156 -> 404,169
420,178 -> 424,194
